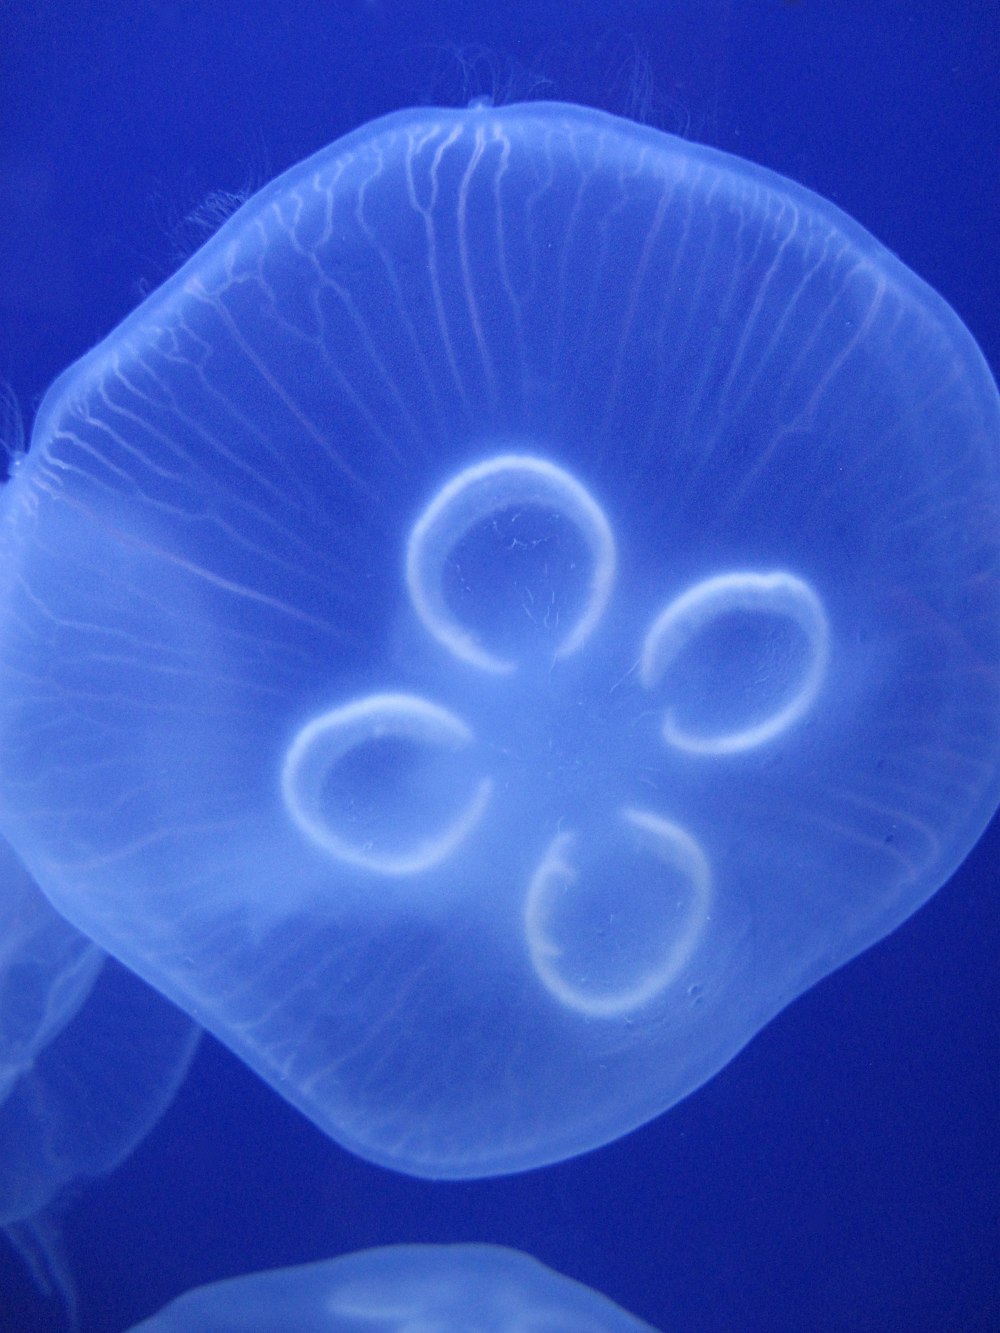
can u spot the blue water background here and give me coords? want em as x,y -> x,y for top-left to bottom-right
0,2 -> 997,1329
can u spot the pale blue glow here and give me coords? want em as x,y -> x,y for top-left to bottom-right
0,101 -> 997,1178
129,1244 -> 656,1332
0,839 -> 199,1316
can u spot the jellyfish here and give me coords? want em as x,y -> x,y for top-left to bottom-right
0,101 -> 996,1179
0,838 -> 199,1324
127,1243 -> 656,1331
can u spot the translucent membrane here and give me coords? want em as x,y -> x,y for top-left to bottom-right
0,101 -> 996,1178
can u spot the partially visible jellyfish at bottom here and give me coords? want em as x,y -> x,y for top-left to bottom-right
127,1244 -> 658,1332
0,837 -> 200,1327
0,100 -> 997,1178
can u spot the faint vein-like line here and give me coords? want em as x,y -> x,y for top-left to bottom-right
456,120 -> 498,414
184,278 -> 378,500
405,120 -> 468,404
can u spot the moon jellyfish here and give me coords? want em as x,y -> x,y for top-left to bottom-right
128,1244 -> 657,1332
0,839 -> 199,1322
0,102 -> 996,1178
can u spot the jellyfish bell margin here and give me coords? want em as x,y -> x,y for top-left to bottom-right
0,100 -> 996,1179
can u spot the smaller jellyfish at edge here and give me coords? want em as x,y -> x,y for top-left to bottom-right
0,102 -> 997,1179
127,1243 -> 658,1332
0,838 -> 199,1327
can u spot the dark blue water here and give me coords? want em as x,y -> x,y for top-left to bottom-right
1,2 -> 997,1329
